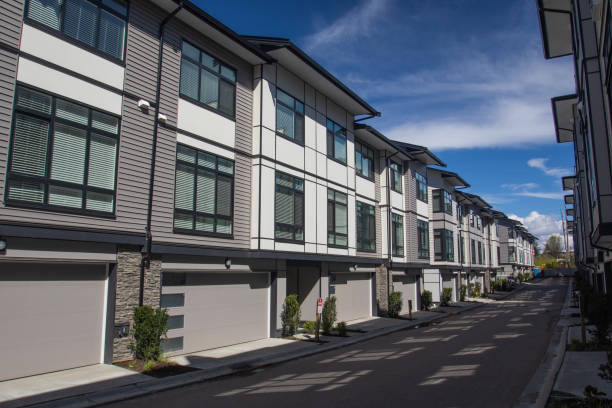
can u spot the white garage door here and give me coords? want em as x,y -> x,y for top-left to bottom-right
161,272 -> 269,355
0,263 -> 106,381
331,273 -> 371,322
393,275 -> 417,313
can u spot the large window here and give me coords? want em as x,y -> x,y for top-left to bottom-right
356,201 -> 375,252
390,161 -> 402,193
458,205 -> 463,225
355,141 -> 374,180
416,172 -> 427,202
6,85 -> 119,215
471,239 -> 476,264
276,89 -> 304,144
180,41 -> 236,117
434,229 -> 454,261
460,237 -> 465,263
328,189 -> 348,247
433,189 -> 452,215
173,145 -> 234,236
275,172 -> 304,242
392,213 -> 404,257
326,119 -> 347,164
509,246 -> 516,262
417,219 -> 429,259
478,241 -> 483,265
25,0 -> 127,61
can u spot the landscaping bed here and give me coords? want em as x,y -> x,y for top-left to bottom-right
115,359 -> 199,378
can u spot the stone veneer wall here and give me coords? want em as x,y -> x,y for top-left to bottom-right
375,264 -> 389,315
113,246 -> 161,361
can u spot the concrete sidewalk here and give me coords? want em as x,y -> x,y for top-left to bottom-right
2,301 -> 487,408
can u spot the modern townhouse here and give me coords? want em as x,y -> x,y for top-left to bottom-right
537,0 -> 612,291
496,215 -> 536,278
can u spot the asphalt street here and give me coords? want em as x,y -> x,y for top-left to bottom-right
107,277 -> 568,408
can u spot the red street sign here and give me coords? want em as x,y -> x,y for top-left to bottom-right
317,297 -> 323,314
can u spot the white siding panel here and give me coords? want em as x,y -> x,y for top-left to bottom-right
416,200 -> 429,217
276,136 -> 304,169
391,190 -> 404,210
177,98 -> 235,148
327,159 -> 347,186
305,180 -> 317,244
356,176 -> 375,200
260,166 -> 275,239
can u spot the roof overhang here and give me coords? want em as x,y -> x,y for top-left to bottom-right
562,175 -> 576,190
393,141 -> 446,167
552,94 -> 577,143
353,126 -> 411,160
149,0 -> 272,65
431,169 -> 470,188
564,194 -> 574,204
566,208 -> 575,217
465,193 -> 491,209
537,0 -> 574,59
242,37 -> 379,116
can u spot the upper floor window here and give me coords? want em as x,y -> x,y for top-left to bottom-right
469,209 -> 474,227
6,85 -> 119,215
497,246 -> 500,264
392,213 -> 404,257
471,239 -> 476,264
433,189 -> 452,215
478,241 -> 483,265
508,228 -> 514,238
327,189 -> 348,247
460,237 -> 465,263
275,172 -> 304,242
389,161 -> 402,193
417,219 -> 429,259
434,229 -> 454,262
276,89 -> 304,144
326,119 -> 346,164
26,0 -> 127,61
174,145 -> 234,236
180,41 -> 236,118
457,205 -> 463,225
476,215 -> 481,230
416,172 -> 427,202
356,201 -> 376,252
355,141 -> 374,180
508,246 -> 516,262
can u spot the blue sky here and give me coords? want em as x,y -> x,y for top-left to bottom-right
195,0 -> 575,244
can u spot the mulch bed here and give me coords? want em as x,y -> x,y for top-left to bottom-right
115,360 -> 199,378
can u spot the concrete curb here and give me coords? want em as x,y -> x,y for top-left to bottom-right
513,278 -> 572,408
22,303 -> 487,408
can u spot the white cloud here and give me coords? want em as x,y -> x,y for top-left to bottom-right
501,183 -> 539,191
304,0 -> 390,52
514,191 -> 565,200
527,158 -> 571,177
508,211 -> 567,249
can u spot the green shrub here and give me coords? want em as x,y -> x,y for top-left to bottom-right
460,285 -> 467,301
130,306 -> 169,362
474,282 -> 482,297
388,291 -> 403,318
441,287 -> 453,306
281,294 -> 301,336
322,296 -> 337,334
421,290 -> 433,311
337,321 -> 347,337
302,321 -> 315,334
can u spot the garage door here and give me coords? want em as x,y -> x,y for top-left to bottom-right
393,274 -> 417,313
0,263 -> 106,381
161,272 -> 269,355
330,273 -> 371,322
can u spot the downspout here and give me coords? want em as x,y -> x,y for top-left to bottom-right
140,2 -> 185,306
385,150 -> 400,299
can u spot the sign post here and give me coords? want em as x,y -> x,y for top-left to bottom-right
315,297 -> 323,342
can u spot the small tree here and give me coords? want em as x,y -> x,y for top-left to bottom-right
281,294 -> 301,336
441,288 -> 453,306
544,235 -> 563,259
130,306 -> 169,362
460,285 -> 467,301
321,296 -> 337,334
388,292 -> 403,318
421,290 -> 433,311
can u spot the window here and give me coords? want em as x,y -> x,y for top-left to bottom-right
356,201 -> 376,252
458,205 -> 463,225
160,293 -> 184,308
416,172 -> 427,202
471,239 -> 476,264
326,119 -> 346,163
497,246 -> 500,263
25,0 -> 127,61
476,215 -> 481,230
180,41 -> 236,117
392,213 -> 404,257
389,161 -> 402,193
173,145 -> 234,236
508,228 -> 514,238
478,241 -> 483,265
434,229 -> 454,261
469,209 -> 474,227
417,219 -> 429,259
509,246 -> 516,262
6,85 -> 119,215
276,89 -> 304,143
328,189 -> 348,247
433,189 -> 452,215
355,141 -> 374,180
275,172 -> 304,242
460,237 -> 465,263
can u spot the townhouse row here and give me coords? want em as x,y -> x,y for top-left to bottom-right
537,0 -> 612,290
0,0 -> 535,382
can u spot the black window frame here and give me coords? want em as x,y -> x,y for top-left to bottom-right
24,0 -> 128,64
434,229 -> 454,262
497,246 -> 501,263
5,84 -> 120,218
460,237 -> 465,263
326,118 -> 347,165
173,144 -> 235,238
416,172 -> 427,202
389,161 -> 402,193
434,189 -> 452,215
327,189 -> 348,248
417,219 -> 429,259
179,40 -> 237,120
275,88 -> 305,145
458,204 -> 463,225
509,246 -> 516,262
392,213 -> 404,257
274,171 -> 305,243
478,241 -> 483,265
356,201 -> 376,252
355,140 -> 375,181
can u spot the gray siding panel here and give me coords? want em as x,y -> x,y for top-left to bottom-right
0,48 -> 18,203
0,0 -> 24,49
